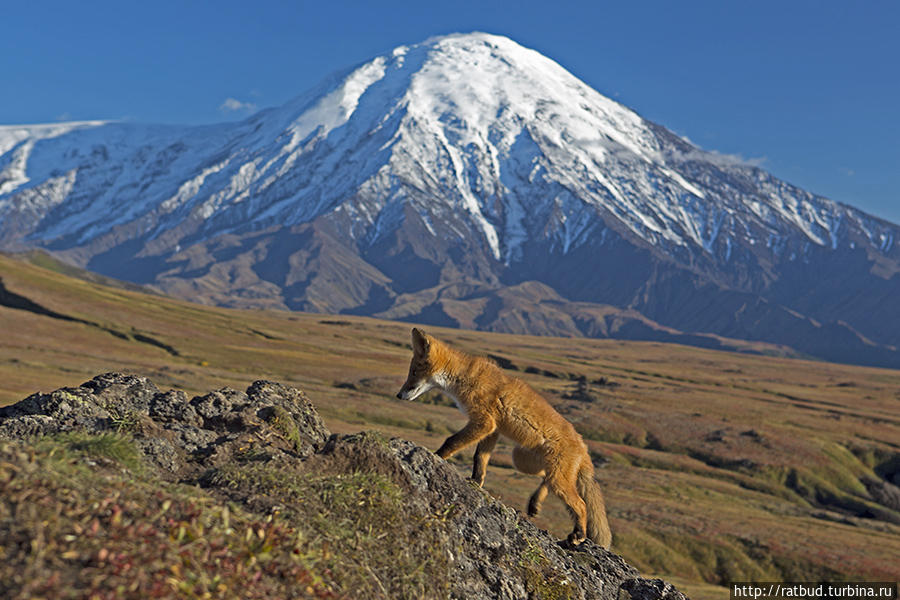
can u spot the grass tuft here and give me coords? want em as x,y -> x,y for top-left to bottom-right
42,431 -> 145,473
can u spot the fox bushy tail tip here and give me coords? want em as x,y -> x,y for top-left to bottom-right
577,462 -> 612,549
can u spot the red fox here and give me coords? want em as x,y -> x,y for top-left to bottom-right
396,328 -> 612,548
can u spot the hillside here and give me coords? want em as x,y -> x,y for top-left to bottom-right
1,253 -> 899,598
0,373 -> 685,600
3,33 -> 900,367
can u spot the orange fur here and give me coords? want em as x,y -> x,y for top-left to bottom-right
397,328 -> 612,548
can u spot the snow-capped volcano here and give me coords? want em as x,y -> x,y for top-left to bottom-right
2,33 -> 899,366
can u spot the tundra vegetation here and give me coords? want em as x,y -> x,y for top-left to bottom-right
1,252 -> 898,599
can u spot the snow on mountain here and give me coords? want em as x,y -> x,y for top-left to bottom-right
3,33 -> 891,261
2,32 -> 899,366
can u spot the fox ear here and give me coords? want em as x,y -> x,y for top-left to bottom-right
411,327 -> 430,354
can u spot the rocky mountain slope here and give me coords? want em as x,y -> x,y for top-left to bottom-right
0,373 -> 685,600
2,33 -> 900,366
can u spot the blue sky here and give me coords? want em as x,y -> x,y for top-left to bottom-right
3,0 -> 898,223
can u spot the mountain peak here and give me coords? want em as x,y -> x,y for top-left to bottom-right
415,31 -> 545,58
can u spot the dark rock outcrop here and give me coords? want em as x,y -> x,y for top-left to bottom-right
0,373 -> 686,600
0,373 -> 326,479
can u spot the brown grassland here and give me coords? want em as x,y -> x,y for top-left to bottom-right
1,252 -> 899,599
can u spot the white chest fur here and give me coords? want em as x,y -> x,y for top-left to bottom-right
431,372 -> 466,415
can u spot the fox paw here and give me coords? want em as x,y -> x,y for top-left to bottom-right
566,531 -> 587,546
527,502 -> 541,517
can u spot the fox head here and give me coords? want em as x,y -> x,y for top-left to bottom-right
396,328 -> 438,401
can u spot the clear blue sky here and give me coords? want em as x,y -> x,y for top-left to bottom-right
3,0 -> 898,223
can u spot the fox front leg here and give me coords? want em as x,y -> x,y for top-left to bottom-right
471,430 -> 500,486
527,480 -> 549,517
436,417 -> 496,460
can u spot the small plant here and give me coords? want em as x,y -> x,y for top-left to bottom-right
107,405 -> 140,431
268,405 -> 304,453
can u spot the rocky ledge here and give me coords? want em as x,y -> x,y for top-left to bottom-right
0,373 -> 685,600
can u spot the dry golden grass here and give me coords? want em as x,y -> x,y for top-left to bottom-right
2,252 -> 899,597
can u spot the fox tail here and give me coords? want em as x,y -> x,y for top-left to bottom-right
577,460 -> 612,549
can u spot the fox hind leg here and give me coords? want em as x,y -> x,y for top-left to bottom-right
547,466 -> 588,544
513,447 -> 551,518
